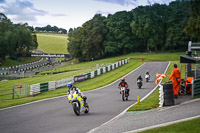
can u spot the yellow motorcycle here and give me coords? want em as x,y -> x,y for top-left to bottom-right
68,91 -> 89,116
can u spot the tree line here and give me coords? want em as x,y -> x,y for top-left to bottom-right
35,25 -> 67,34
68,1 -> 200,62
0,13 -> 38,64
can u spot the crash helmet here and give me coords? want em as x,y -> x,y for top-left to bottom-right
121,77 -> 125,82
67,82 -> 73,88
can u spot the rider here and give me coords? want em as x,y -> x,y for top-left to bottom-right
146,70 -> 150,75
137,75 -> 143,81
145,70 -> 150,79
118,77 -> 129,95
67,82 -> 87,104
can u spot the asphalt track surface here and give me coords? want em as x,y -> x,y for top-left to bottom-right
0,62 -> 169,133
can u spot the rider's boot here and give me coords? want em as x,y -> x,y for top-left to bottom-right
83,96 -> 87,105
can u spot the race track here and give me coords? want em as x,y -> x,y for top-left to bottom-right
0,62 -> 169,133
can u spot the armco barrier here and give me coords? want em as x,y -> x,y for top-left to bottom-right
87,73 -> 91,79
103,67 -> 106,73
29,59 -> 128,95
91,71 -> 95,78
74,74 -> 87,82
56,77 -> 74,88
97,69 -> 101,75
48,81 -> 56,91
106,66 -> 108,72
40,83 -> 48,92
30,84 -> 40,95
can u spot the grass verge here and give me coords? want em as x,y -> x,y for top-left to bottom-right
140,117 -> 200,133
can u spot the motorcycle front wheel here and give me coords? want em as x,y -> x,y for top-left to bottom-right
122,92 -> 125,101
73,103 -> 80,116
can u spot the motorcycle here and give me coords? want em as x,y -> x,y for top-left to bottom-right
68,91 -> 89,116
145,74 -> 150,82
120,86 -> 129,101
137,79 -> 143,89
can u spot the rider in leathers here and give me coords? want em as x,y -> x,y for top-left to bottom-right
118,78 -> 129,96
67,82 -> 87,104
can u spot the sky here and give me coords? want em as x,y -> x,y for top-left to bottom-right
0,0 -> 175,31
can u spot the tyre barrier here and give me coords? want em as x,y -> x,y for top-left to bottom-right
162,82 -> 174,106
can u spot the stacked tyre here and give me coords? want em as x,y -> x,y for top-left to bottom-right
163,82 -> 174,106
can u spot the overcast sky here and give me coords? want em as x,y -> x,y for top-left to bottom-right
0,0 -> 175,31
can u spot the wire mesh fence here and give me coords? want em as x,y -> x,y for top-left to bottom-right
0,84 -> 29,101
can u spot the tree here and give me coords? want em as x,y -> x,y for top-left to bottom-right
0,14 -> 16,61
15,25 -> 38,55
165,1 -> 191,50
68,27 -> 83,61
184,1 -> 200,41
131,6 -> 150,51
68,14 -> 107,61
0,13 -> 38,61
104,11 -> 137,56
131,4 -> 168,52
81,14 -> 107,61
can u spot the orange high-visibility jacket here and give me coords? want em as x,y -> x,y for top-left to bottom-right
169,68 -> 181,83
186,77 -> 193,83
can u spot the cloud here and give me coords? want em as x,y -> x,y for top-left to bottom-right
95,0 -> 174,6
95,0 -> 138,6
147,0 -> 172,5
0,0 -> 47,22
51,13 -> 68,17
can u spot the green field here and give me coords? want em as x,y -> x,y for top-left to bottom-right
37,33 -> 68,54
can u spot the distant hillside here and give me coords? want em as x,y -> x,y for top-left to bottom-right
37,33 -> 69,54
